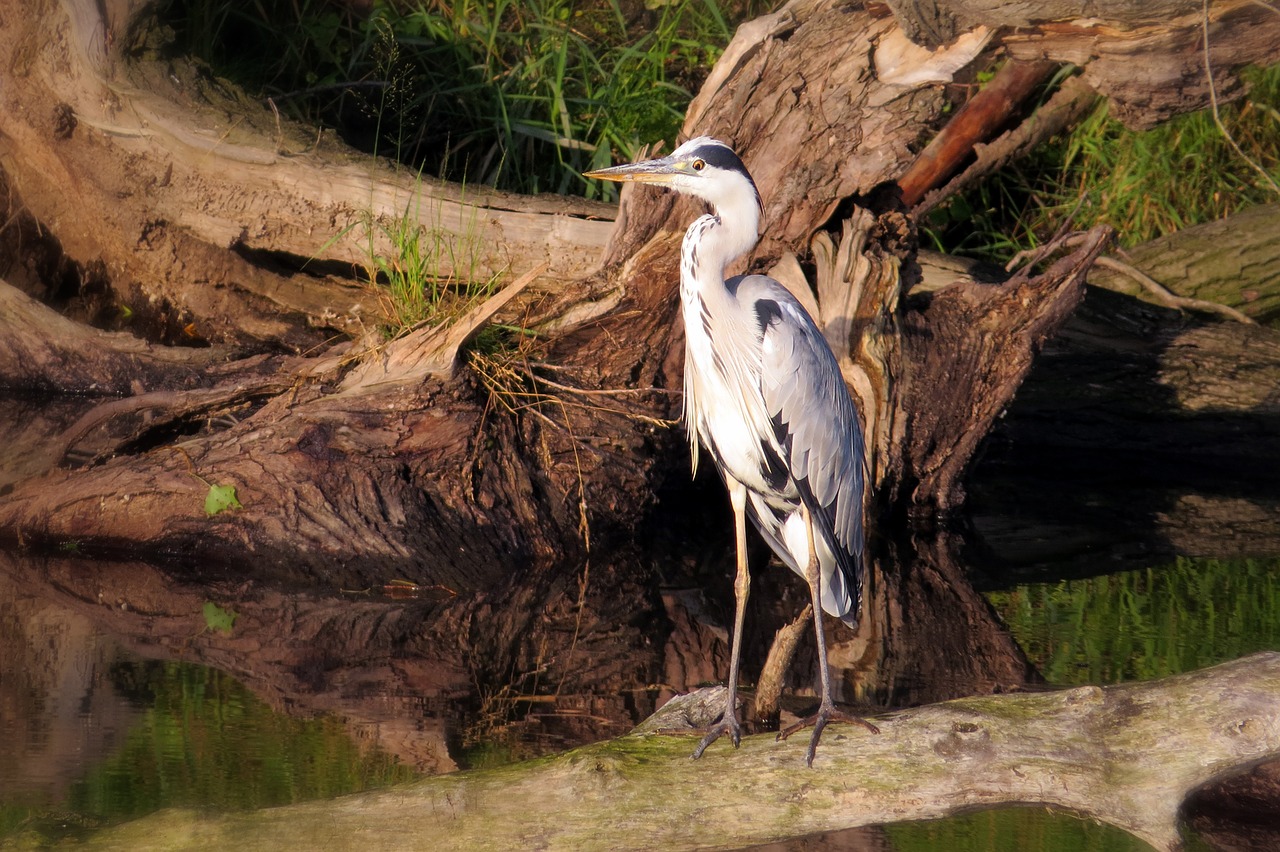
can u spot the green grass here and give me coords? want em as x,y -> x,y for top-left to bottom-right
317,163 -> 506,337
985,556 -> 1280,687
926,63 -> 1280,262
156,0 -> 751,197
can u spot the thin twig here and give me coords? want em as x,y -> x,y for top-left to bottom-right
1013,234 -> 1256,323
1202,0 -> 1280,197
1095,255 -> 1255,323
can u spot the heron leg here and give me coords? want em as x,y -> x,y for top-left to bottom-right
693,479 -> 750,759
778,504 -> 879,766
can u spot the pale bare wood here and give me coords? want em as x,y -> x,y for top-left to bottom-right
6,0 -> 615,340
335,263 -> 547,394
72,654 -> 1280,852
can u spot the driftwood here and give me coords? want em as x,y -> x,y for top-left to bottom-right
6,1 -> 613,345
58,653 -> 1280,852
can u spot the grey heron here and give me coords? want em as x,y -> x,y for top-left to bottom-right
586,137 -> 879,765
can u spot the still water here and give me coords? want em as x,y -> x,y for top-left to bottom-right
3,526 -> 1277,849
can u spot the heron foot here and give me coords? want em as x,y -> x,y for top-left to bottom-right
691,713 -> 742,760
778,702 -> 879,766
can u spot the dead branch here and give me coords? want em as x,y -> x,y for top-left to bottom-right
73,653 -> 1280,852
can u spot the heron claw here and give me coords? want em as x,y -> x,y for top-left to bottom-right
691,714 -> 742,759
778,703 -> 879,766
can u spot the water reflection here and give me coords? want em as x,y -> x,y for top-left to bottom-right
2,517 -> 1279,847
988,556 -> 1280,687
0,591 -> 141,829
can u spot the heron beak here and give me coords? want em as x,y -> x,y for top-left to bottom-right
584,155 -> 684,185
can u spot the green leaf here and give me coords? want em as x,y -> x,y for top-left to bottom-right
203,601 -> 238,635
205,483 -> 243,516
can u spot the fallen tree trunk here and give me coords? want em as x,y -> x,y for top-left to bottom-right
4,0 -> 615,345
1,0 -> 1277,576
1088,204 -> 1280,324
68,653 -> 1280,852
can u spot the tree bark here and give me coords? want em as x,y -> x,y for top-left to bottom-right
3,0 -> 614,345
63,653 -> 1280,852
1088,204 -> 1280,324
885,0 -> 1280,132
1,0 -> 1276,578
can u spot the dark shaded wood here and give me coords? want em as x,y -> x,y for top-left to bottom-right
971,283 -> 1280,566
0,282 -> 229,396
899,227 -> 1113,508
1185,759 -> 1280,852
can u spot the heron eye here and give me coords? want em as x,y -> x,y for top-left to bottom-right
692,158 -> 705,171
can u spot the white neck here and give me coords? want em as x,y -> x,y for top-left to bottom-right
676,182 -> 762,475
679,185 -> 761,296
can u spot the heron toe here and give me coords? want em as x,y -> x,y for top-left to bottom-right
778,702 -> 879,766
692,714 -> 742,759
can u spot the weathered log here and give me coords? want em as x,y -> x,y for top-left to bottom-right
3,0 -> 614,344
0,0 -> 964,570
885,0 -> 1280,130
1000,0 -> 1280,130
887,0 -> 1257,41
1,0 -> 1275,576
988,287 -> 1280,484
59,653 -> 1280,852
1088,204 -> 1280,324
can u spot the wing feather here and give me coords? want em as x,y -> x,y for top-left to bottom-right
732,274 -> 867,620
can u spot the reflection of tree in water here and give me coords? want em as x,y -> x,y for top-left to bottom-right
0,525 -> 1040,789
4,531 -> 1279,848
79,660 -> 414,819
0,578 -> 141,806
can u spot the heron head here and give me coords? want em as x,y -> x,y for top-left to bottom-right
585,136 -> 762,215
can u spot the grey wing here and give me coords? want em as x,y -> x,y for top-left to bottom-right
735,274 -> 867,611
